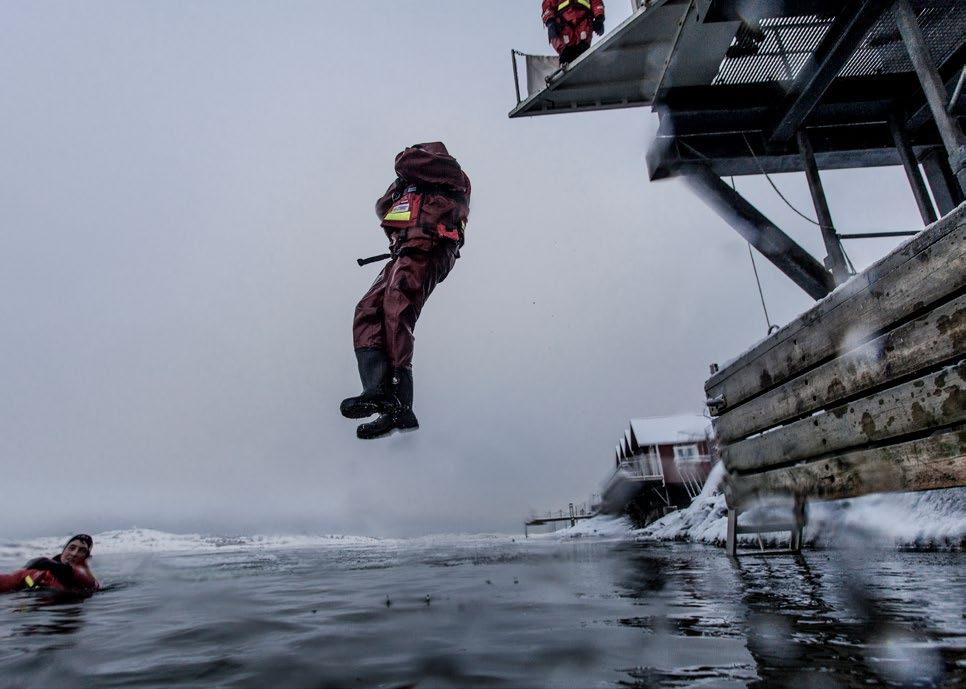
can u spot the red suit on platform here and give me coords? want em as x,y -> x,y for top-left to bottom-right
343,142 -> 471,439
543,0 -> 605,64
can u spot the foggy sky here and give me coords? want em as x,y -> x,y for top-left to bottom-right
1,1 -> 927,538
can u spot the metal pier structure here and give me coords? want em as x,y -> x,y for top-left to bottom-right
525,502 -> 596,537
510,0 -> 966,553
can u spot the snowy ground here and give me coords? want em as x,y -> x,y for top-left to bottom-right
548,463 -> 966,550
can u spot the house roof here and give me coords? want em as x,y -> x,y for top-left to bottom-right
628,414 -> 711,446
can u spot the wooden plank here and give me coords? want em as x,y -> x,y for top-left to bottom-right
722,362 -> 966,473
735,522 -> 799,534
706,203 -> 966,414
707,201 -> 965,396
726,428 -> 966,506
714,294 -> 966,443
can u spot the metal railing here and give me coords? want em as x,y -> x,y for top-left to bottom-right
674,455 -> 713,500
618,452 -> 664,480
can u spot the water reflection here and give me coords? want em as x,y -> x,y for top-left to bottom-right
7,592 -> 88,640
609,542 -> 964,688
0,541 -> 961,688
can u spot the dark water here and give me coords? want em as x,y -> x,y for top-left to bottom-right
0,538 -> 963,688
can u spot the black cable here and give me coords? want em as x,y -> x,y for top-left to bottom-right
731,176 -> 776,335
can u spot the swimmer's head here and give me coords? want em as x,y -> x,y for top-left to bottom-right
61,534 -> 93,565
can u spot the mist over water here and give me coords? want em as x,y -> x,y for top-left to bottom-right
1,533 -> 962,688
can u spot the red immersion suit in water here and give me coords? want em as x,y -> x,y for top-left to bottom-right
0,556 -> 99,594
343,142 -> 471,439
542,0 -> 606,64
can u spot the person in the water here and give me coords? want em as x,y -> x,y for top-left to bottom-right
0,534 -> 100,593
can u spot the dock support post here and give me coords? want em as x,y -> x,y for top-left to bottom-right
790,495 -> 807,552
889,116 -> 938,225
894,0 -> 966,195
725,507 -> 738,556
798,129 -> 851,284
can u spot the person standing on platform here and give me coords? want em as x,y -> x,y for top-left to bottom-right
543,0 -> 605,65
342,143 -> 471,440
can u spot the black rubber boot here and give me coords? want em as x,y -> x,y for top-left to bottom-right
340,348 -> 391,419
356,367 -> 419,439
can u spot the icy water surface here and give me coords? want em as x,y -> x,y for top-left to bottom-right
0,536 -> 963,688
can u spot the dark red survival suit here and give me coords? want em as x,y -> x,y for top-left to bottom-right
0,556 -> 99,594
542,0 -> 605,64
342,142 -> 471,439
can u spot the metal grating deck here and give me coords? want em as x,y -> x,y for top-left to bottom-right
712,1 -> 965,86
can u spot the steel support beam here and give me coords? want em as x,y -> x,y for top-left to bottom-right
894,0 -> 966,195
797,130 -> 851,284
904,54 -> 966,132
684,164 -> 835,300
889,116 -> 938,225
769,0 -> 887,144
840,231 -> 918,239
951,68 -> 966,117
920,147 -> 965,215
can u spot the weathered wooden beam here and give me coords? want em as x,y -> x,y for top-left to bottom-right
715,294 -> 966,443
725,508 -> 738,555
725,428 -> 966,507
722,362 -> 966,473
735,522 -> 800,534
706,203 -> 966,415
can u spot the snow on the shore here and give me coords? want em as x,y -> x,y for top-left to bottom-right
0,528 -> 527,567
542,460 -> 965,550
640,465 -> 966,549
537,514 -> 637,541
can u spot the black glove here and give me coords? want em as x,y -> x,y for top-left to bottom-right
593,15 -> 605,35
25,557 -> 75,585
547,21 -> 560,42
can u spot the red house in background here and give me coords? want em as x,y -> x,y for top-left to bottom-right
605,414 -> 717,525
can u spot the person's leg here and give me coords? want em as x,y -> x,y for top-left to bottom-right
560,41 -> 590,64
352,262 -> 391,352
342,263 -> 393,419
357,246 -> 455,438
383,246 -> 456,371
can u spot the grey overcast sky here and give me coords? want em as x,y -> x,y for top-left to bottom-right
1,2 -> 926,538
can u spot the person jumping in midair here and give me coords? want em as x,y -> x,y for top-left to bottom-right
342,143 -> 471,439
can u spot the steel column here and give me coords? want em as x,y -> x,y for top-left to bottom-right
894,0 -> 966,195
839,231 -> 919,239
888,116 -> 938,225
685,164 -> 835,300
920,147 -> 965,215
797,130 -> 851,284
